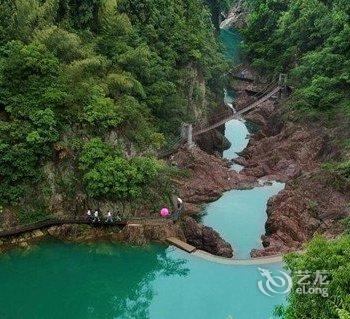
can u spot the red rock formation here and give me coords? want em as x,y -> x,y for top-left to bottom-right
181,216 -> 234,258
241,96 -> 349,257
170,79 -> 349,258
170,146 -> 257,210
251,172 -> 348,257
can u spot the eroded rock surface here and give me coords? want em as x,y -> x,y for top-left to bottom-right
251,173 -> 349,257
118,221 -> 185,245
171,146 -> 257,212
181,216 -> 233,258
236,89 -> 350,257
195,127 -> 231,155
221,0 -> 249,29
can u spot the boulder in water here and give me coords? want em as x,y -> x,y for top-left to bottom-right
181,216 -> 234,258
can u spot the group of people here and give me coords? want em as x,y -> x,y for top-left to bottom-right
86,197 -> 184,224
86,210 -> 121,224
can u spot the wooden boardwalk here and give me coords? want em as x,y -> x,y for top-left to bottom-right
0,218 -> 128,238
166,237 -> 196,253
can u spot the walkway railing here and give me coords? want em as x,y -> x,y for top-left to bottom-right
158,136 -> 185,158
0,215 -> 170,239
157,75 -> 287,156
193,80 -> 280,136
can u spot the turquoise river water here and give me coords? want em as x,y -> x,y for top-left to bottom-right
0,26 -> 287,319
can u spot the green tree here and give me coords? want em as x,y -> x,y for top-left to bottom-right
276,236 -> 350,319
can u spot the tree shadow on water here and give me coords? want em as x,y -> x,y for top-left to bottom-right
0,241 -> 190,319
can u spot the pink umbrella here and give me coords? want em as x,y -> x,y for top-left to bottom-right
160,207 -> 170,217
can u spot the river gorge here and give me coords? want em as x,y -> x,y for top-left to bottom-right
0,23 -> 290,319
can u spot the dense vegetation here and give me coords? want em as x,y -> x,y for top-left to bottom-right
275,236 -> 350,319
0,0 -> 227,221
242,0 -> 350,187
243,0 -> 350,117
206,0 -> 235,29
242,2 -> 350,318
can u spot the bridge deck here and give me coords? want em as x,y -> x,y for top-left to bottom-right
193,86 -> 280,136
0,218 -> 128,238
166,237 -> 196,253
230,75 -> 255,83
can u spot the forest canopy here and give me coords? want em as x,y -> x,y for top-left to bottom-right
242,0 -> 350,192
243,0 -> 350,117
0,0 -> 226,218
276,235 -> 350,319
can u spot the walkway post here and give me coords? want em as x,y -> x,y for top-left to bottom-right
187,124 -> 194,149
181,123 -> 195,149
278,73 -> 288,98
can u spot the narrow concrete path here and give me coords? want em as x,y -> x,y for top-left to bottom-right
191,249 -> 283,266
167,238 -> 284,266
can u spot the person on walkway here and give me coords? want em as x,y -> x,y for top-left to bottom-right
86,209 -> 92,222
106,211 -> 113,223
176,197 -> 183,211
172,197 -> 184,222
93,210 -> 100,223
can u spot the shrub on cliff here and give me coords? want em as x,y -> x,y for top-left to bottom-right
275,235 -> 350,319
243,0 -> 350,194
79,138 -> 163,204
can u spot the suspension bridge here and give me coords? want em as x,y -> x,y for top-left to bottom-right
0,75 -> 289,265
193,84 -> 281,136
159,75 -> 287,157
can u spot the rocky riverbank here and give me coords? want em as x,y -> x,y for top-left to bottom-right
0,217 -> 235,258
0,221 -> 183,253
230,80 -> 350,257
170,67 -> 349,258
220,0 -> 249,29
170,145 -> 258,214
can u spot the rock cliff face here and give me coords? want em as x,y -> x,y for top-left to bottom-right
250,173 -> 348,256
239,100 -> 328,182
181,216 -> 233,258
171,146 -> 257,213
0,221 -> 186,252
195,125 -> 231,155
118,221 -> 185,246
220,0 -> 249,29
166,75 -> 349,258
194,102 -> 232,155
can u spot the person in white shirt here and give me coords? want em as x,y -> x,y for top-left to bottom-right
172,197 -> 184,221
176,197 -> 183,210
93,210 -> 100,223
106,211 -> 113,223
86,210 -> 92,222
